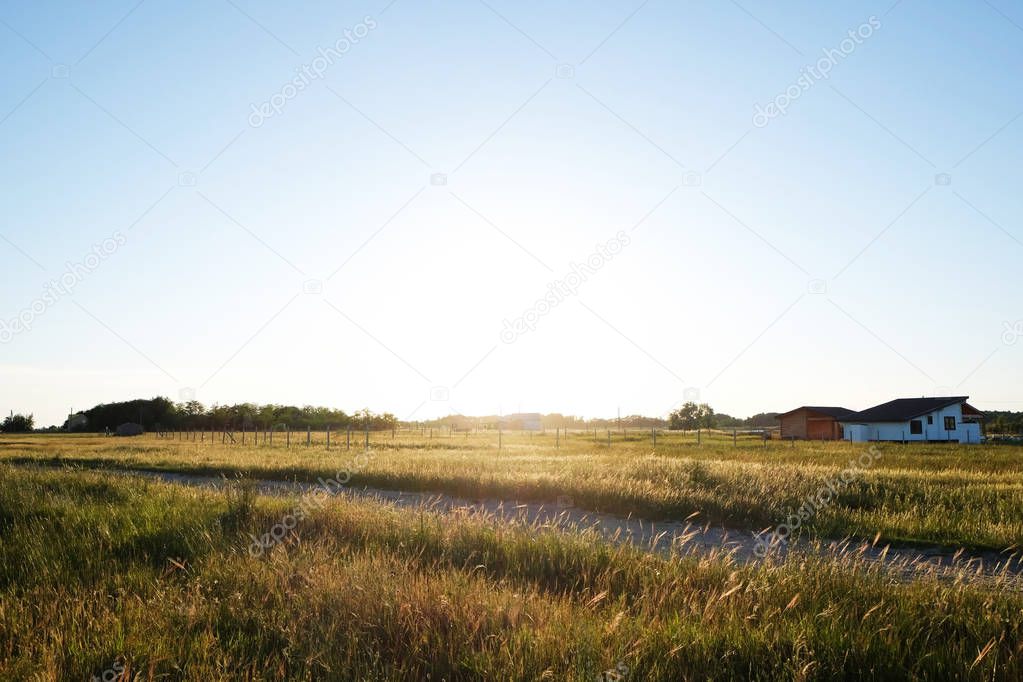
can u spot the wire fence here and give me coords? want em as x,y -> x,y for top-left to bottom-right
147,425 -> 782,450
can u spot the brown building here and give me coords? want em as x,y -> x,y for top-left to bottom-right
777,406 -> 856,440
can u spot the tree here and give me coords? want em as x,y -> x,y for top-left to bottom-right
669,402 -> 698,430
1,413 -> 34,433
700,403 -> 715,428
669,402 -> 714,430
180,400 -> 206,428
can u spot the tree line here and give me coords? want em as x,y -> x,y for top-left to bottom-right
62,398 -> 398,432
667,402 -> 779,430
424,404 -> 781,431
18,398 -> 1017,435
985,411 -> 1023,435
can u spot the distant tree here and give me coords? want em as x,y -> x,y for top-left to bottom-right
697,404 -> 713,428
985,411 -> 1023,435
180,400 -> 206,428
668,403 -> 715,430
670,403 -> 697,430
258,404 -> 276,429
619,414 -> 669,428
714,412 -> 744,428
1,413 -> 34,433
744,412 -> 781,428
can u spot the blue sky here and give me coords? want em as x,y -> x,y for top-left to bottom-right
1,0 -> 1021,427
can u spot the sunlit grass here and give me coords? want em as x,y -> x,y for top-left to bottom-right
0,465 -> 1020,680
2,432 -> 1022,550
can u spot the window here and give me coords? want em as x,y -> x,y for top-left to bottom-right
910,420 -> 922,435
944,416 -> 956,431
927,415 -> 933,425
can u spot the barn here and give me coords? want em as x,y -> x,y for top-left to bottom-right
840,396 -> 983,443
777,406 -> 856,440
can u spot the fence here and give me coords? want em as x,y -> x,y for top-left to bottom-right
151,425 -> 776,450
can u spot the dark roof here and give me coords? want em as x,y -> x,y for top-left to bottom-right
841,396 -> 969,423
777,406 -> 856,419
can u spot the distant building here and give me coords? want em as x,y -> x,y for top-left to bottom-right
777,406 -> 856,440
65,413 -> 88,432
840,397 -> 983,444
499,413 -> 543,431
115,422 -> 144,437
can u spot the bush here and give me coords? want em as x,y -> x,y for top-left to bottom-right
0,413 -> 33,433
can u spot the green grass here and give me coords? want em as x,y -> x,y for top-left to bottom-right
0,464 -> 1021,680
3,433 -> 1022,551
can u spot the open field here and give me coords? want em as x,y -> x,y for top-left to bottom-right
3,432 -> 1022,552
1,464 -> 1021,680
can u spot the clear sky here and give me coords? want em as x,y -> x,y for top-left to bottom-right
2,0 -> 1021,427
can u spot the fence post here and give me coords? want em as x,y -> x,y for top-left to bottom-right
607,429 -> 611,446
286,426 -> 290,448
556,427 -> 560,448
307,426 -> 311,447
365,422 -> 369,449
347,425 -> 351,450
697,428 -> 701,445
733,429 -> 737,446
326,425 -> 331,450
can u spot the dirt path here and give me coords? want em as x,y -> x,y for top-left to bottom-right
25,464 -> 1023,582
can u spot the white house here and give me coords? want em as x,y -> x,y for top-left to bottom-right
840,396 -> 983,444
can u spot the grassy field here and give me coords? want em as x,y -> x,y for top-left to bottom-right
2,432 -> 1022,551
1,463 -> 1021,680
